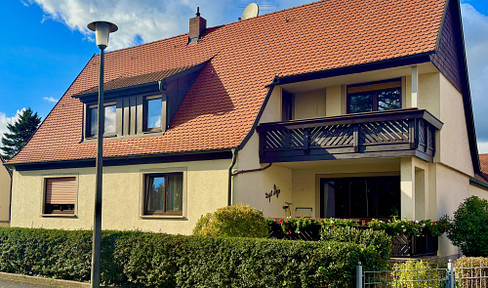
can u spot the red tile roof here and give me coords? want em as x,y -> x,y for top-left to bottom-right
9,0 -> 447,164
480,154 -> 488,181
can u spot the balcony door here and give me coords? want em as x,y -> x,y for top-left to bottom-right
320,176 -> 400,219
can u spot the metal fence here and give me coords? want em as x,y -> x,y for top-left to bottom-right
357,260 -> 488,287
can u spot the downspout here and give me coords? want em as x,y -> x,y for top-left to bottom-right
228,148 -> 237,206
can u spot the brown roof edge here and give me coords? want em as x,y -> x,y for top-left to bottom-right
449,0 -> 481,174
470,176 -> 488,191
8,148 -> 234,171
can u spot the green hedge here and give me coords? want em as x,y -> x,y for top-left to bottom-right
320,226 -> 391,267
0,227 -> 389,287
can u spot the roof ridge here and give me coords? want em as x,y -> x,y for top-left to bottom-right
100,0 -> 325,56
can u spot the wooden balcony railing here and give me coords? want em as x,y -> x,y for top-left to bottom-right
257,109 -> 443,163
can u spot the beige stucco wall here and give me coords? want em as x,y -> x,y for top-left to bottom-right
10,159 -> 229,235
233,86 -> 294,218
294,89 -> 326,120
0,165 -> 11,224
438,75 -> 474,176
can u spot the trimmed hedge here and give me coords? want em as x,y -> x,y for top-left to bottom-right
0,227 -> 389,287
320,226 -> 391,267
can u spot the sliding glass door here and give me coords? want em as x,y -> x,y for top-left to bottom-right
320,176 -> 400,219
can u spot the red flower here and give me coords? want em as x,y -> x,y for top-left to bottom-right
400,232 -> 403,235
285,220 -> 288,224
286,232 -> 290,235
378,224 -> 381,228
431,222 -> 434,225
331,224 -> 335,227
279,219 -> 283,223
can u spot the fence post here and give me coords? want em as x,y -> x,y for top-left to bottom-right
356,261 -> 363,288
447,259 -> 455,288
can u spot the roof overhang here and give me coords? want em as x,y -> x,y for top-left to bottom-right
72,61 -> 209,103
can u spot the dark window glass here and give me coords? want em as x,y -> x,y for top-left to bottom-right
378,89 -> 401,111
145,98 -> 162,131
282,91 -> 294,121
349,93 -> 373,113
320,176 -> 400,219
347,80 -> 401,113
87,104 -> 116,137
145,173 -> 183,215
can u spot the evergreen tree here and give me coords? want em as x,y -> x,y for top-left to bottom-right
1,108 -> 42,160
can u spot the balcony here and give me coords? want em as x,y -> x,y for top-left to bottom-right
257,109 -> 443,163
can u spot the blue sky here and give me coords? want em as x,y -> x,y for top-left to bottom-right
0,0 -> 487,153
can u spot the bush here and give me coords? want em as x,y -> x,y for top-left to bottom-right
193,204 -> 268,238
455,257 -> 488,288
446,196 -> 488,256
391,260 -> 443,288
320,226 -> 391,267
0,227 -> 390,288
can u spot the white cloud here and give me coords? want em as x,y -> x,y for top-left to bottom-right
478,141 -> 488,154
461,4 -> 488,143
29,0 -> 233,50
43,96 -> 58,103
0,109 -> 26,148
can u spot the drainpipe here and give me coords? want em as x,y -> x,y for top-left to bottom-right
228,148 -> 237,206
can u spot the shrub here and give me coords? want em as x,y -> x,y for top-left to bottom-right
368,217 -> 448,237
320,226 -> 391,268
446,196 -> 488,256
455,257 -> 488,288
193,204 -> 268,238
391,260 -> 444,288
0,227 -> 390,288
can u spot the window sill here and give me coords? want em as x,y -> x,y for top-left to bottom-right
143,129 -> 163,134
41,213 -> 77,218
140,215 -> 185,220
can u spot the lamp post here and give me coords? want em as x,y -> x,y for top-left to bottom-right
87,20 -> 117,288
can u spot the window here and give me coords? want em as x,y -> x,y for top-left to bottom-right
320,176 -> 400,219
144,96 -> 162,132
347,79 -> 401,113
86,103 -> 117,137
144,173 -> 183,215
44,177 -> 76,215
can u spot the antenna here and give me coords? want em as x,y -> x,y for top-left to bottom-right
241,3 -> 259,20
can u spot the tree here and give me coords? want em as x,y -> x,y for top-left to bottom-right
1,108 -> 41,160
446,196 -> 488,256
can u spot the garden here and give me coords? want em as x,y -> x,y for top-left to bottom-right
0,196 -> 487,287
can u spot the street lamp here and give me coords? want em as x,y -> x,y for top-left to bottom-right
87,20 -> 117,288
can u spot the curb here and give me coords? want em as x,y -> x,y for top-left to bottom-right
0,272 -> 89,288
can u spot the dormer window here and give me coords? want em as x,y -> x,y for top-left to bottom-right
86,102 -> 116,138
144,96 -> 163,132
347,79 -> 401,113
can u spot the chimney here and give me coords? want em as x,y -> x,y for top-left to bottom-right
189,7 -> 206,44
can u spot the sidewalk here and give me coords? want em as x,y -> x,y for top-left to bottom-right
0,273 -> 88,288
0,279 -> 55,288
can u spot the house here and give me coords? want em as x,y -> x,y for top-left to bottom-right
0,156 -> 11,226
5,0 -> 488,257
479,154 -> 488,181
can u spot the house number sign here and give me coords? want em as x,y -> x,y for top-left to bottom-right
265,184 -> 281,202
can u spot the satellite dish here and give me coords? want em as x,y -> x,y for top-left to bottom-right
241,3 -> 259,20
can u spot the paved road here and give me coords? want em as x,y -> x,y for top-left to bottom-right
0,279 -> 54,288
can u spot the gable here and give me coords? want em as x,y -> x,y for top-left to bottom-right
430,0 -> 480,173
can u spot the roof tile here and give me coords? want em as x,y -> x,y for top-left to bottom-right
9,0 -> 446,164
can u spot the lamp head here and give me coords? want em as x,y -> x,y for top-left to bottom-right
87,21 -> 118,50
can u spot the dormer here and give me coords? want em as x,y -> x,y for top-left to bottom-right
73,61 -> 207,141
